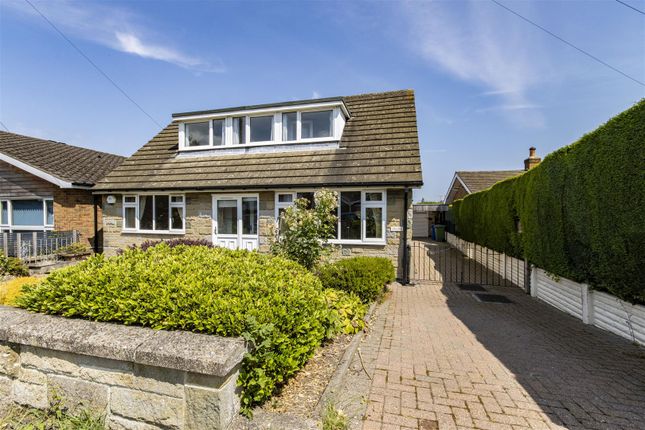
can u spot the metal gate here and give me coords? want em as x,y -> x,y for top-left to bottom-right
409,239 -> 525,287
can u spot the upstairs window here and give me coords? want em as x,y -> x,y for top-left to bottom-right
250,116 -> 273,143
301,110 -> 332,139
178,103 -> 346,151
185,122 -> 209,147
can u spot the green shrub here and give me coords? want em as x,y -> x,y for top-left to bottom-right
451,100 -> 645,304
16,244 -> 363,412
270,189 -> 338,269
0,255 -> 29,277
54,242 -> 92,255
323,288 -> 367,336
317,257 -> 395,303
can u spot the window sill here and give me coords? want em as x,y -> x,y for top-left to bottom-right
329,239 -> 386,246
121,230 -> 186,235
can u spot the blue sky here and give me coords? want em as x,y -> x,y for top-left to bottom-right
1,0 -> 643,201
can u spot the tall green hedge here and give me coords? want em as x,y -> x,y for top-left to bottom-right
451,100 -> 645,304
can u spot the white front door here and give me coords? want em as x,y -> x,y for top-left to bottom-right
212,195 -> 259,251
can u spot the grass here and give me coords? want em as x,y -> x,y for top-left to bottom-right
321,402 -> 348,430
0,399 -> 104,430
0,277 -> 39,306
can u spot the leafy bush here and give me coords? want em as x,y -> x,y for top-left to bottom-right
323,288 -> 367,335
119,237 -> 213,254
16,243 -> 364,412
317,257 -> 395,303
0,277 -> 39,306
0,255 -> 29,277
451,100 -> 645,304
54,242 -> 92,255
270,189 -> 338,269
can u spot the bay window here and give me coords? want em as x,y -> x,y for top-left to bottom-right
122,195 -> 185,232
275,190 -> 386,243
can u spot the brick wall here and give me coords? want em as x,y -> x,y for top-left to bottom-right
53,188 -> 97,247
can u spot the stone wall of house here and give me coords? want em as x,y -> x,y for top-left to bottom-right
101,190 -> 413,280
53,188 -> 97,248
0,306 -> 246,430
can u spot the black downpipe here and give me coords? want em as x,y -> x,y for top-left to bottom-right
93,195 -> 100,254
402,188 -> 410,285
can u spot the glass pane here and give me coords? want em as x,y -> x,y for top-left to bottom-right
296,192 -> 315,209
242,198 -> 257,235
124,207 -> 136,229
217,200 -> 238,234
11,200 -> 44,226
278,193 -> 293,203
139,195 -> 153,230
365,192 -> 383,202
185,122 -> 209,147
212,119 -> 224,146
170,195 -> 184,203
365,207 -> 383,239
46,200 -> 54,225
155,195 -> 169,230
278,207 -> 287,231
301,110 -> 332,139
282,112 -> 297,141
124,196 -> 136,204
171,207 -> 183,230
1,202 -> 8,224
250,116 -> 273,142
233,117 -> 246,144
340,191 -> 361,240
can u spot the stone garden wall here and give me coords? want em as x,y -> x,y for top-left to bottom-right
0,306 -> 247,429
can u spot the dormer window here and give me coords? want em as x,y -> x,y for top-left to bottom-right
176,101 -> 348,152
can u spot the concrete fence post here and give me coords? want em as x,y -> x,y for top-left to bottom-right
32,232 -> 38,258
530,264 -> 538,298
581,284 -> 594,324
15,233 -> 21,258
2,232 -> 8,257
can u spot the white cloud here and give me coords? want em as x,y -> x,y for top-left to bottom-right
4,0 -> 224,73
401,1 -> 551,127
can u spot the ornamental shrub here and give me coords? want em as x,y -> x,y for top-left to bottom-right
16,244 -> 364,412
119,237 -> 213,254
317,257 -> 395,303
451,100 -> 645,304
0,255 -> 29,277
270,189 -> 338,269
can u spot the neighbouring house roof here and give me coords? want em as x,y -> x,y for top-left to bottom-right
444,170 -> 523,204
94,89 -> 423,192
0,131 -> 125,188
455,170 -> 524,194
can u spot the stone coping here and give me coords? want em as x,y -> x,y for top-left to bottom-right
0,306 -> 247,377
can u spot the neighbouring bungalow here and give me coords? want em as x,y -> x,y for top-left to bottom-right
0,131 -> 125,250
93,90 -> 423,279
412,147 -> 541,239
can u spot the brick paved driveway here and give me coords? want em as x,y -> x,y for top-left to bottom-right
347,282 -> 645,430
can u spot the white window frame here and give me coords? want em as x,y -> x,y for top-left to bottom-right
177,102 -> 347,152
0,197 -> 55,232
273,189 -> 387,245
122,194 -> 186,234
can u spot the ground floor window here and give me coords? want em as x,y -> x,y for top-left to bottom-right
275,190 -> 387,243
122,194 -> 185,232
0,198 -> 54,231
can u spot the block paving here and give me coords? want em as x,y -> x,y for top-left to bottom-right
341,282 -> 645,430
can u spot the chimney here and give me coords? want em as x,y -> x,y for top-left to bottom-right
524,147 -> 541,170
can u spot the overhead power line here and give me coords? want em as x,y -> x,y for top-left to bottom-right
0,121 -> 9,132
490,0 -> 645,87
23,0 -> 163,128
615,0 -> 645,15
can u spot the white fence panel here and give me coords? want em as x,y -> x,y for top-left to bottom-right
592,291 -> 645,345
534,268 -> 584,320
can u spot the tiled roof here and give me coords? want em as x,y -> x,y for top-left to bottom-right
456,170 -> 524,193
94,90 -> 423,191
0,131 -> 125,186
